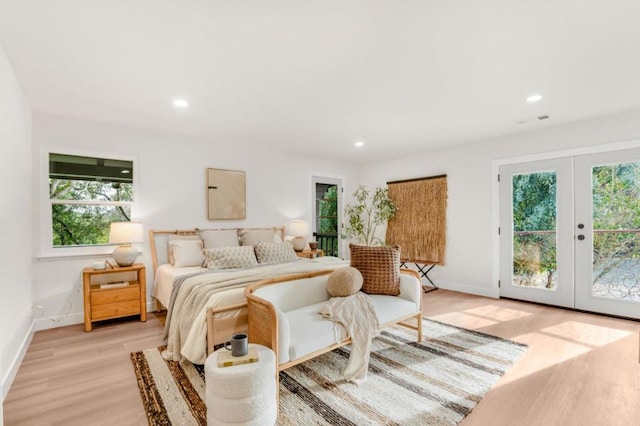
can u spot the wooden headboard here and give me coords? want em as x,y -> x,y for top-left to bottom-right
149,226 -> 286,272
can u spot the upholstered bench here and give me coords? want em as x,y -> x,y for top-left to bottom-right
244,269 -> 423,370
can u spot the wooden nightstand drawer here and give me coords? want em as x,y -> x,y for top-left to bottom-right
91,300 -> 141,320
90,286 -> 140,305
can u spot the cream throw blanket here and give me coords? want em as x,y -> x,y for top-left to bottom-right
319,292 -> 380,384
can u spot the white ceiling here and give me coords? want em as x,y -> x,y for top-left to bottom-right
1,0 -> 640,163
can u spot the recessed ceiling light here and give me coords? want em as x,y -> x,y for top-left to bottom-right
173,99 -> 189,108
354,141 -> 365,147
526,94 -> 542,103
121,170 -> 131,174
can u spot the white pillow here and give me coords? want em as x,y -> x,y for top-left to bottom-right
170,240 -> 205,267
254,241 -> 298,264
167,234 -> 202,265
238,228 -> 282,246
204,246 -> 259,270
197,229 -> 240,249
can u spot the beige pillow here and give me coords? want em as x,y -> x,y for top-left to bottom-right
254,241 -> 298,264
349,243 -> 401,296
238,228 -> 282,246
326,267 -> 363,297
170,240 -> 205,267
197,229 -> 240,249
204,246 -> 258,270
167,235 -> 202,265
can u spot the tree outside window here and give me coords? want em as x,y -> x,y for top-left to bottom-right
49,153 -> 134,247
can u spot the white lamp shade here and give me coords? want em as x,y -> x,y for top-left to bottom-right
288,220 -> 309,252
109,222 -> 144,244
288,220 -> 309,237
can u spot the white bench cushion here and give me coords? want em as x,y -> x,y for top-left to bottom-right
283,293 -> 420,364
285,302 -> 347,361
368,295 -> 419,324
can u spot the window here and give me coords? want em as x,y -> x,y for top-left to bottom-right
47,152 -> 136,250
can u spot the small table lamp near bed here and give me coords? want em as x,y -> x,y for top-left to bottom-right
288,220 -> 309,252
109,222 -> 143,267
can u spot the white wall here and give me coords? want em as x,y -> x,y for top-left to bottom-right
30,113 -> 360,329
361,109 -> 640,297
0,44 -> 32,404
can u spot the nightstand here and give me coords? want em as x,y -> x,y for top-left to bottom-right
82,263 -> 146,331
296,249 -> 324,259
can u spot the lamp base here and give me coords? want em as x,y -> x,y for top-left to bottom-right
291,237 -> 306,252
113,245 -> 138,267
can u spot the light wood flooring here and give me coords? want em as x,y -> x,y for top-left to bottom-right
3,290 -> 639,426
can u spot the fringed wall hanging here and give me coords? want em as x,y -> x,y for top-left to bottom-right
386,175 -> 448,265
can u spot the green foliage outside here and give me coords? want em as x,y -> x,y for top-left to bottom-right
512,172 -> 558,288
50,179 -> 133,246
343,185 -> 396,246
317,186 -> 338,234
513,162 -> 640,297
591,163 -> 640,289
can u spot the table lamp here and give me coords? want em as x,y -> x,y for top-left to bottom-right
288,220 -> 309,252
109,222 -> 143,267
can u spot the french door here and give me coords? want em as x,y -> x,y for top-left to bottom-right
499,148 -> 640,319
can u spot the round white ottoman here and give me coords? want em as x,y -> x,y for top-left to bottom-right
205,344 -> 277,426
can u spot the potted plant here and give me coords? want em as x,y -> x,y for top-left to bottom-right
343,185 -> 396,246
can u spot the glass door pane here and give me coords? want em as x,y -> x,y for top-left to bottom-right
512,171 -> 558,290
311,176 -> 342,257
591,161 -> 640,301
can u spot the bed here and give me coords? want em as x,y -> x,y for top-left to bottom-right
149,227 -> 348,364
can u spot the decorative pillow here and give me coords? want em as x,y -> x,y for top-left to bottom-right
238,228 -> 282,246
204,246 -> 258,270
327,267 -> 363,297
254,241 -> 298,264
167,235 -> 202,265
197,229 -> 240,249
170,240 -> 205,268
349,243 -> 401,296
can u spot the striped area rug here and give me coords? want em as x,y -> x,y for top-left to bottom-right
131,318 -> 527,425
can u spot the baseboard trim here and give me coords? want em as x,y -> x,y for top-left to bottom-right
31,300 -> 157,332
2,321 -> 35,401
32,312 -> 84,331
430,280 -> 499,299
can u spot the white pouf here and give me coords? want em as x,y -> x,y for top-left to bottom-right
205,344 -> 277,426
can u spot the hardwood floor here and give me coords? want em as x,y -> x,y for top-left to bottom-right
3,290 -> 639,425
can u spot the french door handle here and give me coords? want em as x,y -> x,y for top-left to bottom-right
577,235 -> 585,241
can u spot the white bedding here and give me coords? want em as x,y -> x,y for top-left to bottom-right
153,264 -> 205,308
161,256 -> 350,364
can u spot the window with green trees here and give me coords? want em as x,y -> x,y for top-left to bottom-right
49,153 -> 135,247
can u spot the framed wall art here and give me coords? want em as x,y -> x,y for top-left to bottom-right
207,168 -> 246,220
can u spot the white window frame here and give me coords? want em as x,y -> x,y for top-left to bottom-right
39,147 -> 140,258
